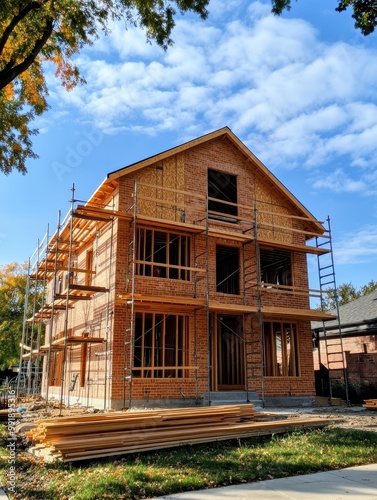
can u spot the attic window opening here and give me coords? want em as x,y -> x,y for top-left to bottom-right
208,169 -> 238,223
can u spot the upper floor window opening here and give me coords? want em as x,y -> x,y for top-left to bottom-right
260,248 -> 292,287
136,228 -> 191,281
216,245 -> 240,295
208,169 -> 238,223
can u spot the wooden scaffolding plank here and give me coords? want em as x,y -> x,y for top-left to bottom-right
51,336 -> 105,346
118,293 -> 206,308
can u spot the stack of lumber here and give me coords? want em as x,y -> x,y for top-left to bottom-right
26,404 -> 330,462
0,408 -> 8,421
363,399 -> 377,410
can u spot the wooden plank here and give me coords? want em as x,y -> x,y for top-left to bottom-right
208,229 -> 253,243
138,195 -> 189,210
134,259 -> 206,273
139,182 -> 206,200
118,293 -> 206,308
28,413 -> 330,463
261,306 -> 336,321
69,284 -> 109,293
136,214 -> 205,233
258,238 -> 329,255
54,294 -> 92,301
51,336 -> 105,346
363,399 -> 377,410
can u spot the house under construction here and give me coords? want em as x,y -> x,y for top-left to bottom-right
20,127 -> 342,410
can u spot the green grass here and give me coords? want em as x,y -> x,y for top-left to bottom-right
1,424 -> 377,499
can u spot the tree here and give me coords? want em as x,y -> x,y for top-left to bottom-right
0,262 -> 27,369
360,279 -> 377,296
0,1 -> 209,175
272,1 -> 377,36
0,261 -> 44,370
320,279 -> 377,311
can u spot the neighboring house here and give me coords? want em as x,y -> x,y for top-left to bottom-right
22,127 -> 335,410
312,289 -> 377,398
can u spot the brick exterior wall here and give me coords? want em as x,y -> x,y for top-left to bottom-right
41,134 -> 321,409
314,334 -> 377,388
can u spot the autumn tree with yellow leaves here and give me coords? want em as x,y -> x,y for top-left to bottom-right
0,262 -> 30,369
0,0 -> 209,175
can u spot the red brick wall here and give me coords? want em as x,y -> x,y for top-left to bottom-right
44,135 -> 319,408
109,137 -> 317,404
314,334 -> 377,387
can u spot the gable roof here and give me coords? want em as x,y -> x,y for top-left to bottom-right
312,289 -> 377,337
107,127 -> 324,234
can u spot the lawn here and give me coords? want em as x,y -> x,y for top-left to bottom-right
1,424 -> 377,499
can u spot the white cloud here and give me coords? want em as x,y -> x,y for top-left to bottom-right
311,168 -> 367,193
49,0 -> 377,195
334,225 -> 377,264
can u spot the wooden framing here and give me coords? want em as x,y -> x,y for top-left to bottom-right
132,311 -> 192,379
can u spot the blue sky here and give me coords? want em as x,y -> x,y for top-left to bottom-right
1,0 -> 377,293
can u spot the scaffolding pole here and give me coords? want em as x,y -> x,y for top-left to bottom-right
254,207 -> 265,407
17,258 -> 31,398
59,185 -> 76,414
127,179 -> 138,409
45,211 -> 62,407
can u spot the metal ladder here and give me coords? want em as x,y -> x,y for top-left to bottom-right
316,217 -> 349,405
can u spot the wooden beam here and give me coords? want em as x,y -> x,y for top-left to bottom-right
52,336 -> 105,346
261,306 -> 336,321
258,238 -> 329,255
118,293 -> 206,308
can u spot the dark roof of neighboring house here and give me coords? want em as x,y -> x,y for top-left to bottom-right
312,289 -> 377,337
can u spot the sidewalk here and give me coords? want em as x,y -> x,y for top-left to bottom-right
152,463 -> 377,500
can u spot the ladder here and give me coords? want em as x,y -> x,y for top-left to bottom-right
316,217 -> 349,405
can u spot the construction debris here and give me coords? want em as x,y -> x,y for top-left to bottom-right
363,399 -> 377,410
26,404 -> 330,462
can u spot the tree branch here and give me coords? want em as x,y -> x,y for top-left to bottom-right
0,2 -> 43,58
0,17 -> 54,90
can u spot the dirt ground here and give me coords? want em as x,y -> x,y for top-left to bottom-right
262,405 -> 377,433
10,395 -> 377,435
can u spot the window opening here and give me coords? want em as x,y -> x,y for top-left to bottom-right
260,248 -> 292,286
216,245 -> 240,295
133,312 -> 189,378
208,169 -> 238,222
264,322 -> 299,376
136,228 -> 191,280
